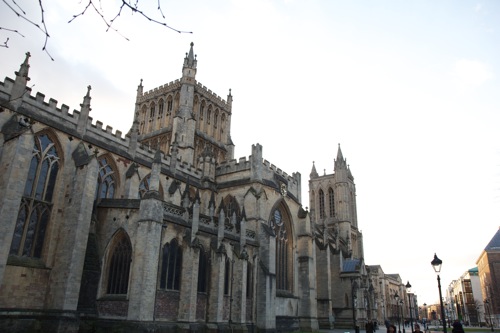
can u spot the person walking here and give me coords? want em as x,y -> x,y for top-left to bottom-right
413,324 -> 424,333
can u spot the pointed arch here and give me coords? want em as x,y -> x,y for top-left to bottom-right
10,131 -> 61,258
174,92 -> 180,113
167,95 -> 174,115
220,113 -> 226,140
139,173 -> 164,200
207,105 -> 212,125
158,98 -> 164,118
105,229 -> 132,295
140,104 -> 147,135
160,238 -> 182,290
224,256 -> 231,295
222,195 -> 241,225
328,187 -> 335,218
197,245 -> 210,293
319,188 -> 325,219
269,199 -> 294,292
95,154 -> 118,201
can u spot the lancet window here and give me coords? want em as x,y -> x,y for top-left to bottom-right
224,257 -> 231,295
197,247 -> 209,293
329,187 -> 335,218
95,156 -> 116,200
106,232 -> 132,294
160,239 -> 182,290
10,133 -> 59,258
319,189 -> 325,219
271,205 -> 292,292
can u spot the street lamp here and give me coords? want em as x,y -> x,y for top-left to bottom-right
423,303 -> 427,330
485,299 -> 494,332
431,253 -> 447,333
395,292 -> 402,333
400,299 -> 405,333
406,281 -> 414,332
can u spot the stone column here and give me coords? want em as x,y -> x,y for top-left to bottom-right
255,220 -> 276,332
0,130 -> 33,284
127,150 -> 163,321
47,143 -> 99,310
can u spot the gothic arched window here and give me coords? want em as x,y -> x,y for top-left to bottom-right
271,206 -> 292,292
246,262 -> 253,298
319,189 -> 325,219
160,239 -> 182,290
167,96 -> 173,114
199,101 -> 205,120
149,102 -> 156,118
224,257 -> 231,295
10,133 -> 59,258
223,195 -> 240,226
106,232 -> 132,294
197,248 -> 209,293
207,106 -> 212,125
95,157 -> 115,200
329,187 -> 335,218
158,99 -> 164,117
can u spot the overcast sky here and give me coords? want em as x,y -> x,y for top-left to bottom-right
1,0 -> 500,306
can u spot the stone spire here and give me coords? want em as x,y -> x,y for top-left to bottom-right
310,161 -> 319,179
76,85 -> 92,136
182,42 -> 197,83
10,52 -> 31,109
334,144 -> 347,171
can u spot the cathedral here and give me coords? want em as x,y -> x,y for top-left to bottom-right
0,44 -> 388,333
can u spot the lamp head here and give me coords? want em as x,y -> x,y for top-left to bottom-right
431,253 -> 443,273
394,292 -> 399,301
406,281 -> 412,292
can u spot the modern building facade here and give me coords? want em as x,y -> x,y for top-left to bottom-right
447,268 -> 482,326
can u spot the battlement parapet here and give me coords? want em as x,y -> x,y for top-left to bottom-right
139,79 -> 182,102
195,82 -> 227,106
262,159 -> 298,185
216,156 -> 250,175
0,75 -> 132,149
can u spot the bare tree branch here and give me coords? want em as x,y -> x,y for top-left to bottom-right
0,0 -> 193,60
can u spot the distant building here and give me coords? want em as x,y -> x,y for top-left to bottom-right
476,227 -> 500,328
447,268 -> 482,325
0,44 -> 410,333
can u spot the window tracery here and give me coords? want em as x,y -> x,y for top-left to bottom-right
270,206 -> 292,292
329,187 -> 335,218
160,239 -> 182,290
95,156 -> 116,200
106,232 -> 132,294
319,189 -> 325,219
10,133 -> 59,258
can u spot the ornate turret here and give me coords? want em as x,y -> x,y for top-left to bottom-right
310,161 -> 319,179
10,52 -> 31,109
182,42 -> 197,84
171,43 -> 197,164
76,85 -> 92,136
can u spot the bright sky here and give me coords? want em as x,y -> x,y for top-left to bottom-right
1,0 -> 500,307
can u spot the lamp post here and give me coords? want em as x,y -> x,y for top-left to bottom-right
423,303 -> 427,331
485,299 -> 494,332
431,253 -> 447,333
406,281 -> 414,332
395,292 -> 402,333
400,299 -> 405,333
